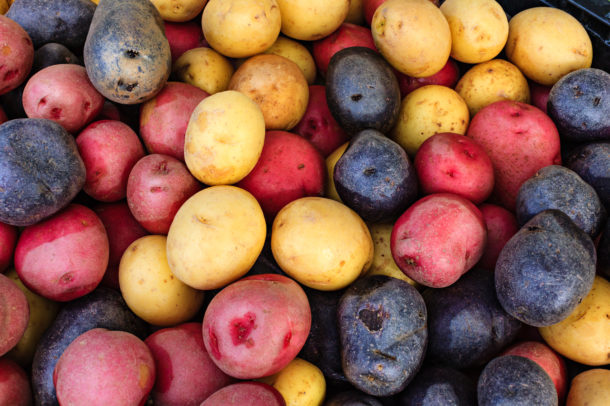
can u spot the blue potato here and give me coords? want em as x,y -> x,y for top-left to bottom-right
478,355 -> 558,406
32,43 -> 82,73
334,129 -> 418,223
495,209 -> 596,327
325,390 -> 384,406
565,141 -> 610,209
422,268 -> 522,369
397,365 -> 476,406
516,165 -> 607,237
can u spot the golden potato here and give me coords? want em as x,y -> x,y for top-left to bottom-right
325,142 -> 348,202
276,0 -> 349,41
455,59 -> 530,116
260,358 -> 326,406
391,85 -> 470,156
505,7 -> 592,86
202,0 -> 281,58
539,276 -> 610,366
184,90 -> 265,185
271,197 -> 373,291
0,0 -> 10,14
440,0 -> 508,64
345,0 -> 364,25
229,54 -> 309,131
151,0 -> 208,22
566,369 -> 610,406
166,186 -> 266,290
172,47 -> 234,95
372,0 -> 451,77
263,36 -> 316,85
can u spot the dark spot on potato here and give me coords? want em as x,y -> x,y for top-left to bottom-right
297,163 -> 305,169
50,108 -> 62,119
59,273 -> 73,284
592,97 -> 601,107
3,69 -> 18,81
230,312 -> 257,346
155,161 -> 169,174
372,349 -> 397,361
572,86 -> 583,98
351,94 -> 363,102
358,307 -> 385,331
125,49 -> 139,58
149,186 -> 165,193
125,82 -> 138,92
83,102 -> 91,111
511,111 -> 521,117
364,167 -> 376,176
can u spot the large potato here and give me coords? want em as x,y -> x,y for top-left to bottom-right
172,47 -> 234,95
276,0 -> 349,41
166,186 -> 266,290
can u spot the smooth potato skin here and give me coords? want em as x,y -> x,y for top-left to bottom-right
566,369 -> 610,406
0,358 -> 33,406
0,273 -> 29,357
0,14 -> 34,95
202,382 -> 286,406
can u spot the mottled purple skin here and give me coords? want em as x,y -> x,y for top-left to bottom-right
398,365 -> 476,406
565,142 -> 610,209
325,390 -> 384,406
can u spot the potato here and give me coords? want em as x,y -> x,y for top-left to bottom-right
164,20 -> 207,62
276,0 -> 349,41
440,0 -> 508,64
566,369 -> 610,406
391,85 -> 470,156
271,197 -> 374,291
505,7 -> 592,86
202,382 -> 285,406
0,273 -> 29,357
184,90 -> 265,185
325,142 -> 348,202
172,47 -> 234,95
202,0 -> 281,58
372,0 -> 451,77
0,14 -> 33,95
0,222 -> 16,272
0,358 -> 32,406
0,0 -> 9,14
150,0 -> 208,22
263,36 -> 316,85
455,59 -> 530,116
539,275 -> 610,366
259,358 -> 326,406
345,0 -> 364,25
166,186 -> 266,290
365,223 -> 418,287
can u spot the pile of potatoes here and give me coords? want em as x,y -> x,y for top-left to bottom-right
0,0 -> 609,405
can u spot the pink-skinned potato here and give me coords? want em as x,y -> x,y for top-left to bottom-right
54,328 -> 155,406
201,382 -> 285,406
0,105 -> 7,124
164,20 -> 208,63
76,120 -> 146,202
396,58 -> 460,98
466,100 -> 561,211
0,273 -> 29,356
22,64 -> 104,133
14,204 -> 109,302
477,203 -> 519,271
0,358 -> 32,406
391,193 -> 487,288
126,154 -> 202,234
0,221 -> 17,272
203,274 -> 311,380
0,14 -> 33,95
140,81 -> 209,162
145,322 -> 234,406
530,81 -> 552,114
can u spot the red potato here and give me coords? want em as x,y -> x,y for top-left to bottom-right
54,328 -> 155,406
140,81 -> 209,162
127,154 -> 202,234
414,132 -> 494,204
202,274 -> 311,380
237,130 -> 326,219
96,100 -> 122,121
0,221 -> 17,272
396,58 -> 460,98
201,382 -> 285,406
529,81 -> 552,114
477,203 -> 519,271
291,85 -> 349,157
0,273 -> 29,356
93,202 -> 149,290
0,105 -> 7,123
0,358 -> 32,406
0,14 -> 34,95
76,120 -> 146,202
164,20 -> 208,63
391,193 -> 487,288
466,100 -> 562,211
14,204 -> 109,302
145,322 -> 234,406
22,64 -> 104,133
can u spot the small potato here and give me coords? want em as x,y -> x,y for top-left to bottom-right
172,47 -> 234,95
259,358 -> 326,406
505,7 -> 592,86
151,0 -> 208,22
271,197 -> 374,291
202,0 -> 281,58
566,369 -> 610,406
325,142 -> 348,202
263,36 -> 316,85
391,85 -> 470,156
440,0 -> 508,64
455,59 -> 530,116
276,0 -> 349,41
365,223 -> 418,287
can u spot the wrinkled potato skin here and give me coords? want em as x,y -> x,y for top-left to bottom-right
151,0 -> 208,22
566,369 -> 610,406
276,0 -> 349,41
172,47 -> 234,95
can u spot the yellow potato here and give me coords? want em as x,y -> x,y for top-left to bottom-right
505,7 -> 592,86
271,197 -> 373,291
539,276 -> 610,366
325,142 -> 348,202
0,0 -> 10,14
440,0 -> 508,64
166,186 -> 266,290
172,47 -> 233,95
391,85 -> 470,156
345,0 -> 364,25
202,0 -> 281,58
455,59 -> 530,116
372,0 -> 451,77
259,358 -> 326,406
150,0 -> 208,22
184,90 -> 265,185
566,369 -> 610,406
263,36 -> 316,85
119,235 -> 204,326
276,0 -> 349,41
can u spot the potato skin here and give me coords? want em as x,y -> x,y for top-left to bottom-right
566,369 -> 610,406
259,357 -> 326,406
0,273 -> 29,357
172,47 -> 234,95
0,358 -> 32,406
276,0 -> 349,41
0,14 -> 34,95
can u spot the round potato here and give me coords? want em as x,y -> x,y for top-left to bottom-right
151,0 -> 208,22
391,85 -> 470,156
365,223 -> 418,287
372,0 -> 451,77
172,47 -> 234,95
325,142 -> 348,202
259,358 -> 326,406
276,0 -> 349,41
539,275 -> 610,366
271,197 -> 374,291
263,36 -> 316,85
184,90 -> 265,185
455,59 -> 530,116
119,235 -> 204,326
202,0 -> 281,58
566,369 -> 610,406
505,7 -> 592,86
440,0 -> 508,64
166,186 -> 266,290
